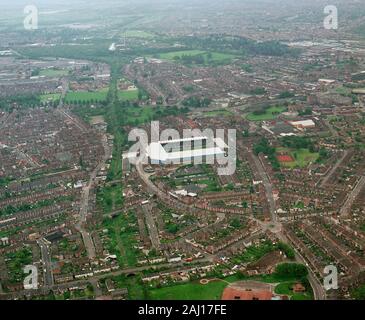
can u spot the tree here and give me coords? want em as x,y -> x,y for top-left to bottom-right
281,136 -> 314,150
277,242 -> 295,259
278,91 -> 295,99
250,87 -> 266,95
230,218 -> 241,229
182,96 -> 211,108
351,285 -> 365,300
167,223 -> 179,234
299,107 -> 313,116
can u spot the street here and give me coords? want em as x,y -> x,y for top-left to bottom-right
37,239 -> 54,287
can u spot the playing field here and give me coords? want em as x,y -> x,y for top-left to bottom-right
276,147 -> 319,168
277,154 -> 295,163
123,106 -> 156,124
148,276 -> 241,300
156,50 -> 236,64
158,50 -> 205,60
204,109 -> 233,117
65,88 -> 109,103
246,106 -> 286,121
208,52 -> 237,62
118,89 -> 139,101
148,274 -> 313,300
65,88 -> 138,103
124,30 -> 156,39
39,69 -> 69,77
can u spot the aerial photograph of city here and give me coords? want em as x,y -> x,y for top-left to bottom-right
0,0 -> 364,308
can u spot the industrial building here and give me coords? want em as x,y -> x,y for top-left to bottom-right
146,136 -> 228,165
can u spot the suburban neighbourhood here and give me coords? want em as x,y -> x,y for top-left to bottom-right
0,0 -> 364,302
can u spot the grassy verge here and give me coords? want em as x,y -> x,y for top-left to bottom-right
246,106 -> 286,121
102,212 -> 139,267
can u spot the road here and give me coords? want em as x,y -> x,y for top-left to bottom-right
339,176 -> 365,217
141,203 -> 160,249
58,108 -> 87,132
76,133 -> 112,260
6,145 -> 42,168
247,149 -> 277,222
295,251 -> 327,300
37,239 -> 54,287
54,79 -> 99,260
76,181 -> 97,260
320,150 -> 348,187
136,160 -> 199,214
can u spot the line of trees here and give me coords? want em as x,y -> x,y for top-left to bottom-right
176,35 -> 301,57
182,96 -> 211,108
0,94 -> 41,111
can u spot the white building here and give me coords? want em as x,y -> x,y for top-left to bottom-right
146,136 -> 228,165
290,119 -> 316,129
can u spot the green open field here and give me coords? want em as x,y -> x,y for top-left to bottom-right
118,89 -> 139,101
108,142 -> 123,180
97,184 -> 123,214
65,88 -> 109,103
155,50 -> 237,64
276,147 -> 319,168
40,93 -> 61,103
148,275 -> 241,300
204,109 -> 233,117
124,30 -> 156,39
206,52 -> 237,62
65,88 -> 138,104
246,106 -> 286,121
158,50 -> 205,59
335,86 -> 352,95
102,212 -> 139,267
122,105 -> 189,126
39,69 -> 69,77
148,280 -> 227,300
71,103 -> 186,129
119,106 -> 155,125
148,272 -> 313,300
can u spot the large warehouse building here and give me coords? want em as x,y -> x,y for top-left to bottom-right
146,136 -> 228,165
